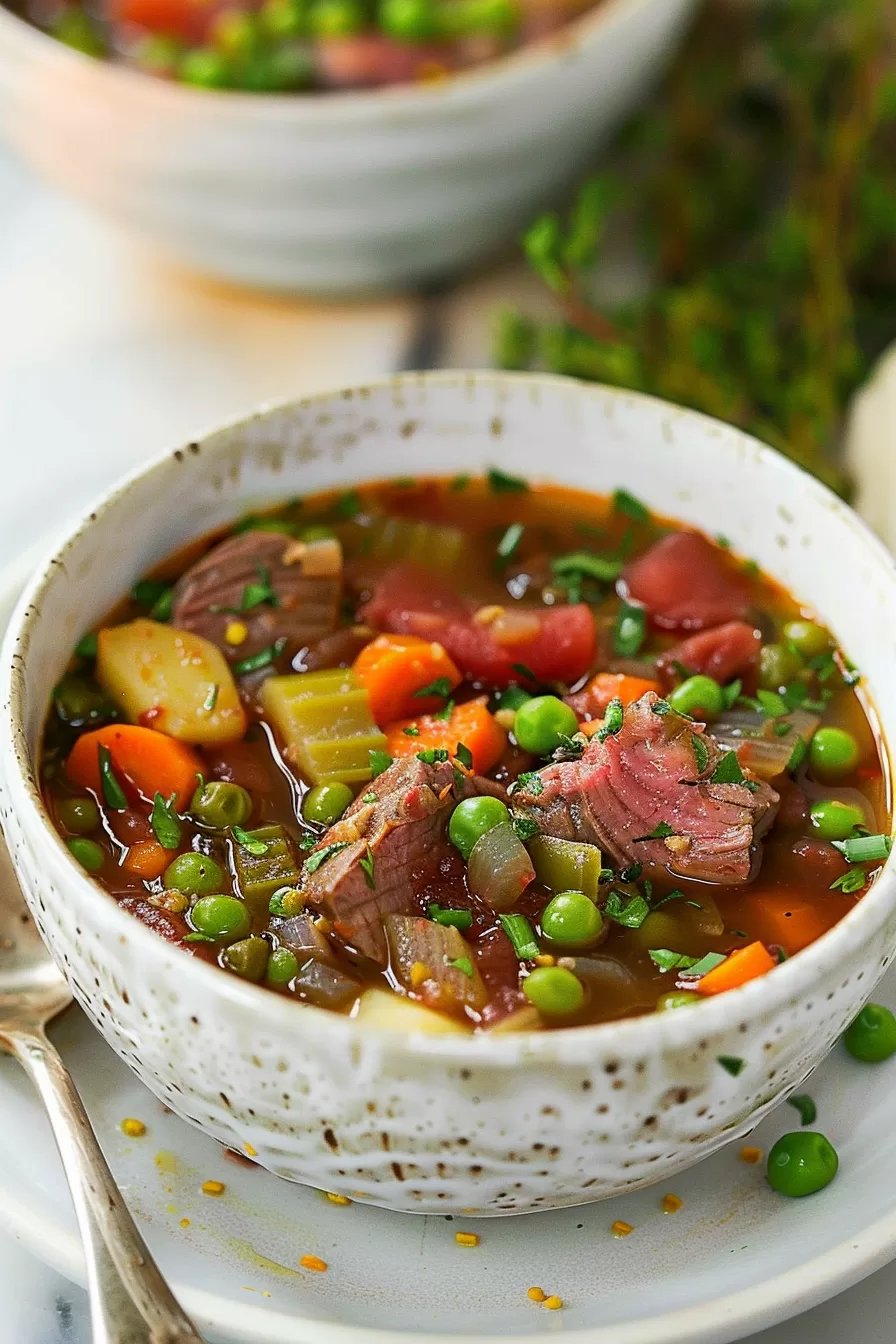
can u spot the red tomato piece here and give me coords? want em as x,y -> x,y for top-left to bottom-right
658,621 -> 761,684
624,532 -> 751,631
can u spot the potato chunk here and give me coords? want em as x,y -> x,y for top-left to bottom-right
354,988 -> 471,1034
97,618 -> 246,746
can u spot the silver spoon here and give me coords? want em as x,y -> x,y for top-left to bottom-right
0,829 -> 206,1344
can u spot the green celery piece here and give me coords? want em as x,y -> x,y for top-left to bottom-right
232,824 -> 301,912
259,669 -> 387,786
527,834 -> 603,902
369,517 -> 465,571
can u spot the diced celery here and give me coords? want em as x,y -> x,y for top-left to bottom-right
259,669 -> 387,785
528,835 -> 603,902
369,517 -> 465,571
232,824 -> 302,911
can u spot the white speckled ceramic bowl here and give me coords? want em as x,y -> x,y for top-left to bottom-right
2,371 -> 895,1216
0,0 -> 697,294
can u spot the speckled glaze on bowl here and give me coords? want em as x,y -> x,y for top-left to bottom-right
2,371 -> 895,1216
0,0 -> 697,294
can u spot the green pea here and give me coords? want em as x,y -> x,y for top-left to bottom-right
523,965 -> 585,1017
266,947 -> 300,986
766,1132 -> 839,1197
441,0 -> 517,37
259,0 -> 307,36
164,852 -> 226,897
51,5 -> 106,55
380,0 -> 436,40
494,686 -> 531,714
513,695 -> 579,756
809,727 -> 860,781
58,796 -> 101,835
210,6 -> 258,54
759,642 -> 803,692
66,837 -> 105,873
53,676 -> 115,729
131,33 -> 184,74
179,47 -> 231,88
190,781 -> 253,830
309,0 -> 365,38
302,782 -> 354,827
667,675 -> 724,720
783,619 -> 831,659
448,796 -> 510,860
541,891 -> 603,948
238,46 -> 312,90
300,525 -> 337,542
657,990 -> 702,1011
223,936 -> 270,982
809,798 -> 865,842
190,895 -> 251,943
843,1003 -> 896,1062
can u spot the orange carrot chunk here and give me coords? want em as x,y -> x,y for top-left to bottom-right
385,698 -> 506,775
695,941 -> 777,996
736,892 -> 840,956
354,635 -> 462,727
66,725 -> 203,810
121,840 -> 172,880
583,671 -> 662,715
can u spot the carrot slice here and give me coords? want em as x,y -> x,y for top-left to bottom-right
66,725 -> 203,810
122,840 -> 172,880
695,941 -> 777,996
584,672 -> 662,715
736,892 -> 841,956
354,634 -> 462,727
385,698 -> 507,774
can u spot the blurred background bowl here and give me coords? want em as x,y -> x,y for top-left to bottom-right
0,0 -> 697,295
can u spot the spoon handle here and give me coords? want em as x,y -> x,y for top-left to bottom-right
7,1026 -> 206,1344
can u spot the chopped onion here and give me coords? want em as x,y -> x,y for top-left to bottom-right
292,959 -> 361,1010
489,608 -> 543,647
467,822 -> 535,912
283,537 -> 343,577
385,915 -> 487,1014
710,708 -> 819,781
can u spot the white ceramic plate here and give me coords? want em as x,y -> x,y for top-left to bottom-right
2,551 -> 896,1344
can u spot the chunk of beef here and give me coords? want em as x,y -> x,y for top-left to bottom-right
171,532 -> 342,664
658,621 -> 761,685
360,564 -> 596,687
300,756 -> 457,964
513,692 -> 778,884
624,532 -> 751,631
117,895 -> 214,962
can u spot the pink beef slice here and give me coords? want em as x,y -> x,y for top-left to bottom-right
624,532 -> 751,632
300,756 -> 458,964
171,531 -> 342,662
513,692 -> 779,884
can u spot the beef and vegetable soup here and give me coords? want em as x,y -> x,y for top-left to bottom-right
41,475 -> 891,1034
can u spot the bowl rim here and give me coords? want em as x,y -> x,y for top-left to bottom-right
0,0 -> 672,121
3,368 -> 895,1066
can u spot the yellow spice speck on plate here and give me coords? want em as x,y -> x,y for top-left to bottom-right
120,1118 -> 146,1138
611,1220 -> 634,1238
179,1218 -> 191,1229
455,1231 -> 479,1247
662,1193 -> 683,1214
739,1146 -> 764,1165
544,1295 -> 563,1310
326,1192 -> 351,1206
201,1180 -> 226,1197
300,1255 -> 328,1272
244,1142 -> 258,1157
527,1287 -> 546,1303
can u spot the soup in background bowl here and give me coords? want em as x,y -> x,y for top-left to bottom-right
2,371 -> 895,1215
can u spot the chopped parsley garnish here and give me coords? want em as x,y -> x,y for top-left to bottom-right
454,742 -> 474,771
434,699 -> 455,721
612,488 -> 650,523
131,578 -> 169,610
651,698 -> 673,717
756,688 -> 788,719
691,733 -> 708,774
150,791 -> 181,850
298,834 -> 317,850
97,744 -> 127,810
787,736 -> 809,773
417,748 -> 450,765
599,867 -> 615,883
334,489 -> 362,519
787,1094 -> 817,1126
715,533 -> 731,549
774,720 -> 793,738
240,564 -> 278,611
598,697 -> 624,742
552,732 -> 588,761
613,602 -> 646,658
680,951 -> 727,979
232,825 -> 269,856
634,821 -> 674,842
652,888 -> 687,909
428,904 -> 473,931
833,833 -> 892,864
604,890 -> 651,929
269,887 -> 302,917
717,1055 -> 746,1076
448,956 -> 474,978
303,841 -> 350,874
359,844 -> 376,890
75,631 -> 98,660
414,677 -> 454,701
232,638 -> 287,676
403,726 -> 420,737
514,771 -> 544,796
512,813 -> 540,842
497,522 -> 525,561
203,683 -> 219,712
184,932 -> 215,944
649,949 -> 699,973
830,867 -> 867,894
722,678 -> 742,709
711,750 -> 745,785
500,913 -> 540,960
370,750 -> 393,778
450,473 -> 471,491
619,862 -> 642,882
362,791 -> 378,804
487,468 -> 529,494
512,662 -> 539,685
552,552 -> 625,584
391,477 -> 416,488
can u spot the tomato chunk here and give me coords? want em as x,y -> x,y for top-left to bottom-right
624,532 -> 751,631
658,621 -> 761,685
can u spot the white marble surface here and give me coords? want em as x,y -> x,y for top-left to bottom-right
1,142 -> 896,1344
